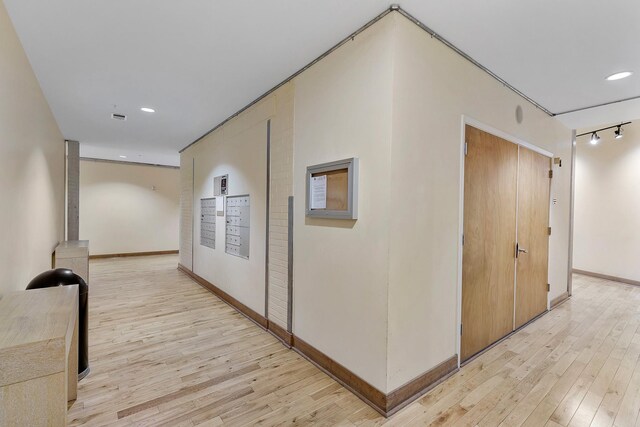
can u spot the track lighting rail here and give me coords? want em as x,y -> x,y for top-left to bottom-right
576,122 -> 631,138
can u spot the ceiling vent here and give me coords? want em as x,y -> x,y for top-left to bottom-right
111,113 -> 127,121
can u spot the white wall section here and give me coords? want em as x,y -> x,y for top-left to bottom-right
79,160 -> 179,256
0,0 -> 65,293
573,122 -> 640,282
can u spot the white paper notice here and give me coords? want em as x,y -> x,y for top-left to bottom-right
310,175 -> 327,209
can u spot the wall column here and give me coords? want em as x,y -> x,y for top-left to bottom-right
66,140 -> 79,241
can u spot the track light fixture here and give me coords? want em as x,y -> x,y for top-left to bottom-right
576,121 -> 631,144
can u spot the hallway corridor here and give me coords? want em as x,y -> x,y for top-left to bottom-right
68,255 -> 640,426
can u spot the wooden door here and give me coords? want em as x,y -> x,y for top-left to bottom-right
515,147 -> 551,328
461,126 -> 518,361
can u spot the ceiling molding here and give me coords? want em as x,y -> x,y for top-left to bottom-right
80,157 -> 179,169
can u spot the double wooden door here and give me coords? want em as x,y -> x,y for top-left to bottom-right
461,125 -> 551,362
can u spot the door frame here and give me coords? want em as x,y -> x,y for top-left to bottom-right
456,116 -> 554,367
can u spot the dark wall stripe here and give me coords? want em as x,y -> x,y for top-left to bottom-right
287,196 -> 294,332
265,120 -> 271,318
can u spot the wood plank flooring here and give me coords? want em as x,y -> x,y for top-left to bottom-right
68,256 -> 640,426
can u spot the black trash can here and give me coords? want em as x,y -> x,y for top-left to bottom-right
26,268 -> 89,380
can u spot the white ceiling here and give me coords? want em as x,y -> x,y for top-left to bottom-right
5,0 -> 640,166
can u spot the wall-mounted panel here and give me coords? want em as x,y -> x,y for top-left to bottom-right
305,158 -> 358,219
214,175 -> 228,196
226,195 -> 250,259
200,197 -> 216,249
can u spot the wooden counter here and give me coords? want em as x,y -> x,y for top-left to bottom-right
0,285 -> 79,426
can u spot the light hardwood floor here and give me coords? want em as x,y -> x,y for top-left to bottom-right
68,255 -> 640,426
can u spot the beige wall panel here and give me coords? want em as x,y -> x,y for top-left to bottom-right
79,160 -> 179,255
224,96 -> 276,140
189,116 -> 269,316
0,1 -> 65,293
292,14 -> 396,392
387,14 -> 572,390
267,82 -> 295,328
180,155 -> 194,268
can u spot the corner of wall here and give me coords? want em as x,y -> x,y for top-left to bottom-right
385,8 -> 402,392
291,10 -> 397,393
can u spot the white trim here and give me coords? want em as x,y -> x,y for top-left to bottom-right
546,154 -> 553,311
456,117 -> 466,368
513,148 -> 520,329
456,115 -> 554,367
567,130 -> 577,297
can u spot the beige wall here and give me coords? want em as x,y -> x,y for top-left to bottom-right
179,155 -> 194,269
386,14 -> 573,390
0,0 -> 65,293
179,10 -> 574,395
292,15 -> 395,392
79,160 -> 179,256
574,122 -> 640,282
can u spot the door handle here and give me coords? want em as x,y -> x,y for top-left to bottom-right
516,243 -> 528,258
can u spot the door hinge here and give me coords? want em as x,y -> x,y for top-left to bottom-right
547,283 -> 550,292
548,227 -> 552,236
464,142 -> 468,156
460,323 -> 463,336
549,170 -> 553,178
462,234 -> 465,246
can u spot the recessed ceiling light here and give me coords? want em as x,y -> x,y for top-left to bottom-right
119,155 -> 127,159
606,71 -> 633,81
140,107 -> 155,113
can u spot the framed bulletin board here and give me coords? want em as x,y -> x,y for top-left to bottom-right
305,158 -> 358,219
